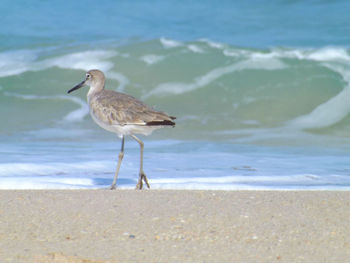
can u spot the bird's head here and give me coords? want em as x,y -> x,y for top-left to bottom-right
68,69 -> 105,95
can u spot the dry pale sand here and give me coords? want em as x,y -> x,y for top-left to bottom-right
0,190 -> 349,263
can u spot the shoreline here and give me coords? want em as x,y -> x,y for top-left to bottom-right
1,190 -> 349,262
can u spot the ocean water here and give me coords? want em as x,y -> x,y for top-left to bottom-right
2,1 -> 350,190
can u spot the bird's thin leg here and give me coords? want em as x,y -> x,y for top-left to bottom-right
110,136 -> 125,190
130,134 -> 150,190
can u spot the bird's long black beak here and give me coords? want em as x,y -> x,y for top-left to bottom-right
67,80 -> 86,94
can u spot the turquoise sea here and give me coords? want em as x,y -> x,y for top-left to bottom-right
2,1 -> 350,189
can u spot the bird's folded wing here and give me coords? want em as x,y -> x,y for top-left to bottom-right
90,91 -> 175,126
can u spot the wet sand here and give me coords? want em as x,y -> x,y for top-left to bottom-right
0,190 -> 349,262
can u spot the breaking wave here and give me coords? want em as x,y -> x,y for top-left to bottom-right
1,38 -> 350,142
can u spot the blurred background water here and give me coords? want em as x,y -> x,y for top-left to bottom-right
1,0 -> 350,189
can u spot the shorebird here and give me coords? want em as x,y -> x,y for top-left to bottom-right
68,69 -> 176,190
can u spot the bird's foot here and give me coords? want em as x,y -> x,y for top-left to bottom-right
136,171 -> 150,190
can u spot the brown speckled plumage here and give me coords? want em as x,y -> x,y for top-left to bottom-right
68,69 -> 176,190
89,89 -> 175,126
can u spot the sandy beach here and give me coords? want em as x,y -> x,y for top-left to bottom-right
0,190 -> 349,262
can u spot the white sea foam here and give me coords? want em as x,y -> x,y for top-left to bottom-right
140,54 -> 165,65
274,47 -> 350,130
145,169 -> 350,190
1,138 -> 350,190
2,177 -> 349,190
0,177 -> 97,189
187,44 -> 204,53
0,49 -> 38,77
221,46 -> 350,63
264,47 -> 350,62
42,50 -> 117,72
0,49 -> 117,78
48,50 -> 127,91
144,57 -> 286,97
0,161 -> 109,177
199,39 -> 225,49
288,64 -> 350,129
151,174 -> 321,184
269,47 -> 350,130
4,92 -> 89,122
107,71 -> 130,92
304,47 -> 350,62
219,45 -> 350,130
0,173 -> 345,190
223,48 -> 251,57
62,96 -> 89,122
160,37 -> 183,48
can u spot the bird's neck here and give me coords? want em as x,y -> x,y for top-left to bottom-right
87,83 -> 104,99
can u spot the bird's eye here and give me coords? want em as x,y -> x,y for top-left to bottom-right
86,74 -> 91,79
